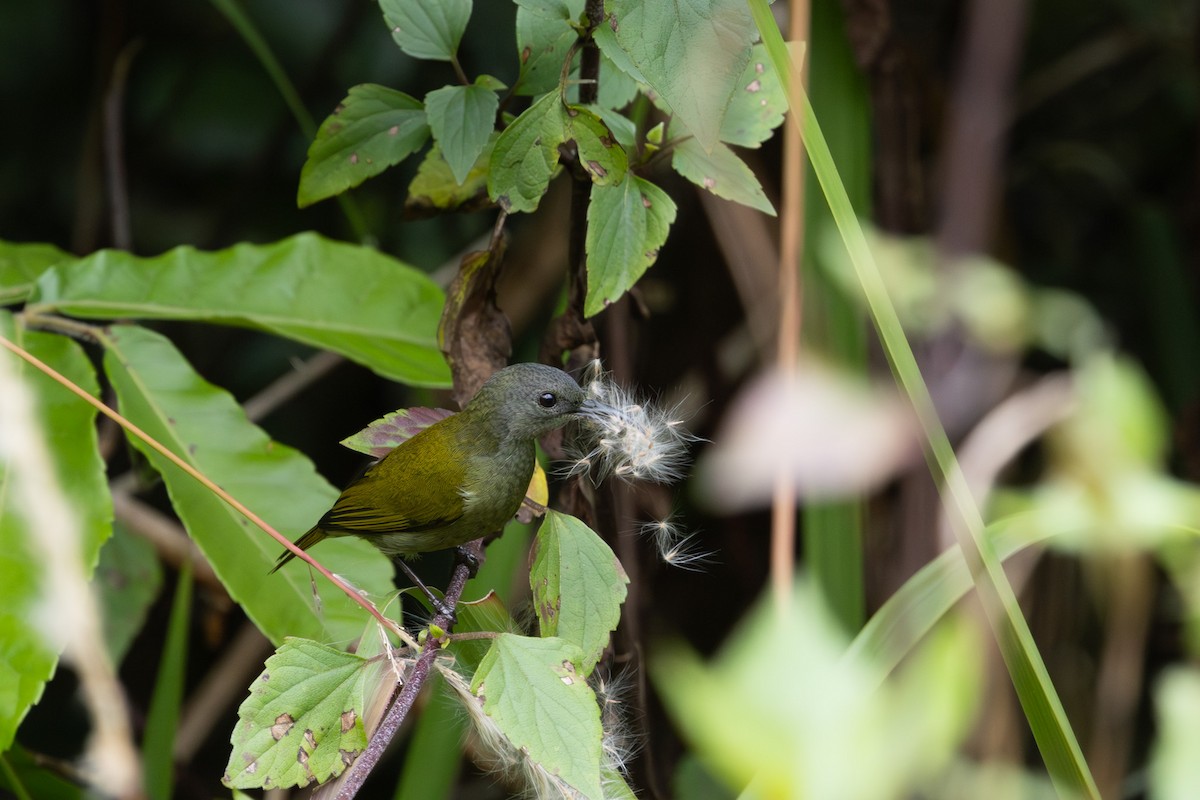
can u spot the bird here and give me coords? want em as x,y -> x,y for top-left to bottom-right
271,363 -> 600,596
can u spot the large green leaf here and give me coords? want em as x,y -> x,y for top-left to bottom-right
380,0 -> 471,61
0,314 -> 110,751
100,325 -> 394,647
530,511 -> 628,674
0,240 -> 72,305
223,638 -> 371,789
602,0 -> 755,150
488,91 -> 569,213
424,80 -> 501,186
471,635 -> 604,799
584,176 -> 676,316
297,84 -> 429,208
29,232 -> 450,387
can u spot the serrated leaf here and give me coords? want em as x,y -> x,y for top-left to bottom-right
28,232 -> 450,387
448,590 -> 520,673
0,240 -> 72,304
471,634 -> 604,799
100,325 -> 394,647
672,136 -> 775,215
424,83 -> 500,185
530,511 -> 628,674
719,43 -> 788,148
0,313 -> 110,752
298,85 -> 429,208
488,92 -> 569,213
584,176 -> 676,316
340,407 -> 454,458
223,638 -> 371,790
592,106 -> 637,151
515,0 -> 583,96
567,105 -> 628,186
605,0 -> 756,150
380,0 -> 471,61
406,138 -> 496,216
598,49 -> 641,110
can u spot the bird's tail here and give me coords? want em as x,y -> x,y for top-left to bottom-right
269,527 -> 326,573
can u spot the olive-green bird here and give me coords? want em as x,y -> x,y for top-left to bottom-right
271,363 -> 600,574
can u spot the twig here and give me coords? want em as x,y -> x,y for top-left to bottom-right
335,541 -> 482,799
103,41 -> 141,252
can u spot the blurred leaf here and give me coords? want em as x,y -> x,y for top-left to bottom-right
223,638 -> 370,790
0,314 -> 110,752
488,91 -> 569,213
405,138 -> 496,216
699,362 -> 915,509
101,325 -> 394,647
143,565 -> 192,800
597,50 -> 640,110
671,137 -> 774,215
653,583 -> 979,799
95,524 -> 163,666
424,82 -> 500,185
584,176 -> 675,316
0,745 -> 84,800
380,0 -> 471,61
0,240 -> 71,305
604,0 -> 755,150
568,105 -> 628,186
1150,667 -> 1200,800
530,511 -> 628,674
470,634 -> 604,799
29,232 -> 450,387
340,407 -> 454,458
514,0 -> 583,96
718,43 -> 788,148
297,85 -> 429,208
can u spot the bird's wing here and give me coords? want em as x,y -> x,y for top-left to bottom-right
319,426 -> 468,534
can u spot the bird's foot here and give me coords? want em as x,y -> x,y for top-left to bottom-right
455,545 -> 481,578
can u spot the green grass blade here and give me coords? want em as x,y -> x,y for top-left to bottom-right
143,564 -> 193,800
748,3 -> 1100,795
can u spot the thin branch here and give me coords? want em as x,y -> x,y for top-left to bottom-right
103,41 -> 141,252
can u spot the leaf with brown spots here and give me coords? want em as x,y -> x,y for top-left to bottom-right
223,638 -> 371,790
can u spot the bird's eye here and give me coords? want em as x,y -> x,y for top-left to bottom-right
538,392 -> 557,408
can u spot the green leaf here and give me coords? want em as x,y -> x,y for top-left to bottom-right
598,50 -> 641,110
380,0 -> 471,61
406,138 -> 496,216
719,43 -> 788,148
447,590 -> 520,674
0,314 -> 110,752
297,84 -> 429,208
488,92 -> 569,213
29,232 -> 450,387
223,638 -> 371,790
567,105 -> 628,186
0,240 -> 72,305
514,0 -> 583,97
424,83 -> 500,186
100,325 -> 394,647
471,634 -> 604,799
95,524 -> 163,666
0,745 -> 85,800
530,511 -> 628,674
143,566 -> 192,800
340,407 -> 454,458
604,0 -> 756,150
584,176 -> 676,316
592,106 -> 638,151
671,136 -> 775,215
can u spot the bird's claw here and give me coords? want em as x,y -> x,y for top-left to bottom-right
455,545 -> 481,578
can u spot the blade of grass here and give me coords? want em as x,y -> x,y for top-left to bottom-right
207,0 -> 369,240
143,564 -> 193,800
748,3 -> 1100,795
799,0 -> 871,633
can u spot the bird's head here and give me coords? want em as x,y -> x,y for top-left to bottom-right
466,362 -> 606,440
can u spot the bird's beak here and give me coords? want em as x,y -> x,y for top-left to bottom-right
577,397 -> 612,422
